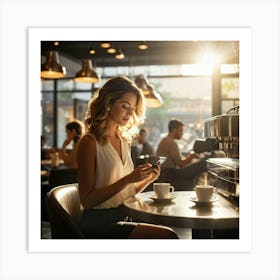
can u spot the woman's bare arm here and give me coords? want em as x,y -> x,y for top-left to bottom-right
77,135 -> 155,209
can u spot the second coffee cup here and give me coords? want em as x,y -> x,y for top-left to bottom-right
153,183 -> 174,198
194,185 -> 215,202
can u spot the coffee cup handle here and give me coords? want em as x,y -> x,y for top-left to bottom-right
170,186 -> 174,193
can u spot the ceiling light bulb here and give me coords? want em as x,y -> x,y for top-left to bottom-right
107,48 -> 116,54
138,41 -> 148,50
100,42 -> 111,48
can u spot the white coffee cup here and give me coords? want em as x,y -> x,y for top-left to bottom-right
194,185 -> 215,202
153,183 -> 174,198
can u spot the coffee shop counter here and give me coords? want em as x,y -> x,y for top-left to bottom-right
123,191 -> 239,239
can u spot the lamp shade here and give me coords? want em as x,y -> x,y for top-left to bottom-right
41,51 -> 66,79
74,59 -> 100,83
134,74 -> 149,95
115,49 -> 124,59
145,84 -> 163,108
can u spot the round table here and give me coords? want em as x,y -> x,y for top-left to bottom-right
123,191 -> 239,238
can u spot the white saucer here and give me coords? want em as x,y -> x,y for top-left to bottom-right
148,194 -> 175,203
189,196 -> 219,205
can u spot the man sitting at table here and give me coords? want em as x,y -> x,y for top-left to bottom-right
156,118 -> 207,184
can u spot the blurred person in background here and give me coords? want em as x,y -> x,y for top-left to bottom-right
137,128 -> 154,156
156,118 -> 206,181
59,120 -> 84,168
131,128 -> 155,167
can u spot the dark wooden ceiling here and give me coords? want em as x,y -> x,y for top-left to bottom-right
41,41 -> 239,68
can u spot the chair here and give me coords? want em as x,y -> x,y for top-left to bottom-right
41,168 -> 78,221
48,168 -> 78,189
46,183 -> 179,239
46,183 -> 85,239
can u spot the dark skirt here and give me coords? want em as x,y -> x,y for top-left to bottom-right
79,205 -> 136,239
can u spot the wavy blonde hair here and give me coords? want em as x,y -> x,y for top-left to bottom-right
84,76 -> 146,145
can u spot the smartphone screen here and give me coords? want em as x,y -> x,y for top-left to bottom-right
152,156 -> 167,168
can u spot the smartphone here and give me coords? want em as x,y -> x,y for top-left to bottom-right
152,156 -> 167,168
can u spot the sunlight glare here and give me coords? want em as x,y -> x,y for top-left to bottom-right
181,64 -> 212,76
198,51 -> 221,70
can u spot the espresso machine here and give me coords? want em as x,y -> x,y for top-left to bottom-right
194,106 -> 239,202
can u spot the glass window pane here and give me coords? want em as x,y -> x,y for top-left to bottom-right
57,79 -> 74,91
141,76 -> 212,152
181,64 -> 212,76
73,92 -> 92,101
101,66 -> 130,77
41,80 -> 54,91
41,92 -> 54,147
57,92 -> 75,147
221,64 -> 239,74
99,65 -> 177,77
221,77 -> 239,99
221,100 -> 239,114
147,65 -> 182,76
74,81 -> 93,91
56,92 -> 92,147
73,92 -> 92,122
149,76 -> 211,99
41,73 -> 214,153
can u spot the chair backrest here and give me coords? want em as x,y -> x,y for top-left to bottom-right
46,183 -> 84,239
48,168 -> 78,189
42,168 -> 78,221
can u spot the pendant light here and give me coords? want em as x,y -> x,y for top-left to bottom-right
115,49 -> 125,59
41,50 -> 66,79
74,59 -> 100,83
134,74 -> 163,107
134,74 -> 149,95
145,84 -> 163,108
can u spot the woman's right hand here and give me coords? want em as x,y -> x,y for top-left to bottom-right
128,164 -> 152,183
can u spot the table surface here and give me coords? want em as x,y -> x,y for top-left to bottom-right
123,191 -> 239,229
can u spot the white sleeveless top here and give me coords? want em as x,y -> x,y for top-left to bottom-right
87,133 -> 136,209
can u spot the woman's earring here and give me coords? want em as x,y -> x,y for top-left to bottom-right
107,107 -> 110,111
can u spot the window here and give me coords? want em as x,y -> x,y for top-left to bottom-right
41,64 -> 239,151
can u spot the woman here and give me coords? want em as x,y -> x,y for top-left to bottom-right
77,76 -> 178,239
59,120 -> 84,168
